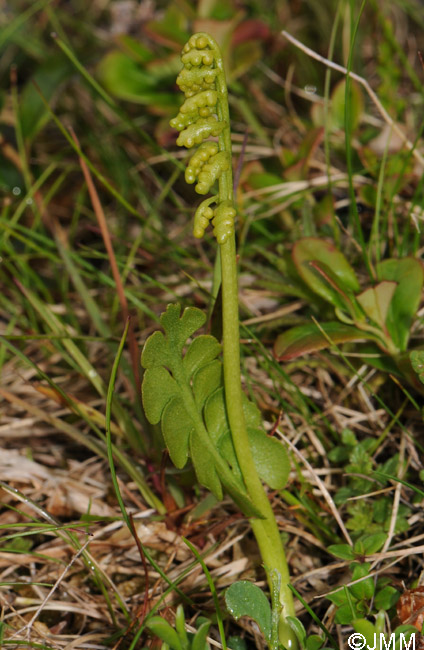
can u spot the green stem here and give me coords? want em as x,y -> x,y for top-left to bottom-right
213,37 -> 297,648
220,234 -> 296,647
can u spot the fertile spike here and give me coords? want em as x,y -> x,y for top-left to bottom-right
176,118 -> 226,149
193,197 -> 217,239
185,142 -> 219,184
170,33 -> 235,244
195,152 -> 230,195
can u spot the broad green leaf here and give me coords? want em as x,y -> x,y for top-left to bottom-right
326,587 -> 348,607
227,637 -> 247,650
352,619 -> 377,648
146,616 -> 184,650
97,50 -> 156,92
175,605 -> 189,650
292,238 -> 360,303
162,397 -> 193,468
157,303 -> 181,335
395,351 -> 424,394
219,431 -> 291,506
327,544 -> 355,560
183,335 -> 221,377
244,398 -> 263,429
161,305 -> 206,351
191,620 -> 211,650
141,331 -> 168,368
225,581 -> 272,641
219,433 -> 242,481
274,321 -> 381,361
248,429 -> 290,490
190,431 -> 223,499
334,603 -> 359,625
304,261 -> 357,315
204,387 -> 229,444
306,634 -> 325,650
311,79 -> 364,132
410,350 -> 424,385
96,50 -> 178,108
192,360 -> 223,409
142,366 -> 179,424
374,585 -> 399,611
141,304 -> 260,515
330,79 -> 364,131
115,34 -> 155,64
350,564 -> 374,600
247,172 -> 282,189
141,304 -> 225,493
286,616 -> 307,646
145,5 -> 190,47
343,429 -> 357,445
377,258 -> 424,351
393,626 -> 419,646
142,306 -> 215,373
356,281 -> 397,328
204,388 -> 262,443
356,533 -> 387,555
177,307 -> 208,346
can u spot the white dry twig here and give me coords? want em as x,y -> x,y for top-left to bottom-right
278,427 -> 353,546
380,431 -> 406,554
11,536 -> 92,643
281,30 -> 424,168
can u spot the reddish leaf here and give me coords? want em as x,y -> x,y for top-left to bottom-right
274,321 -> 381,361
292,238 -> 360,301
232,19 -> 272,46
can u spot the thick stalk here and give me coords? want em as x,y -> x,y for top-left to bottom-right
220,236 -> 296,648
214,41 -> 297,649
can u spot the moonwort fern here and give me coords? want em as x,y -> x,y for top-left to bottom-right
141,33 -> 297,649
142,304 -> 288,515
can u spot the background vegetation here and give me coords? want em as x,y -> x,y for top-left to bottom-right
1,1 -> 424,649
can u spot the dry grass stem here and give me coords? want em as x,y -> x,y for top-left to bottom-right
281,30 -> 424,167
278,427 -> 353,546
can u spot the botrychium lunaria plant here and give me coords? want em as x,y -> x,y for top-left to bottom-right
141,33 -> 298,649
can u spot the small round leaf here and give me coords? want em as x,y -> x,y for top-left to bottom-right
225,581 -> 272,641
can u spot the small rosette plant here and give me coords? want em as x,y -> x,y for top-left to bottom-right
274,238 -> 424,388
